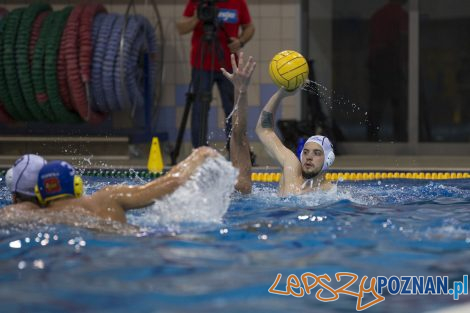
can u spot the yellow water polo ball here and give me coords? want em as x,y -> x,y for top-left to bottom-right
269,50 -> 309,91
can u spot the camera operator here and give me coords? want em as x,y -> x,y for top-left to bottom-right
176,0 -> 255,148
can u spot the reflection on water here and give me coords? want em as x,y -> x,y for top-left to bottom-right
1,176 -> 470,312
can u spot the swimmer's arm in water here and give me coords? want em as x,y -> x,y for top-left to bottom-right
256,88 -> 299,167
0,201 -> 39,214
91,147 -> 219,211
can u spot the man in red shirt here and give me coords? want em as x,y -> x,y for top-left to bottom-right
367,0 -> 408,141
177,0 -> 255,147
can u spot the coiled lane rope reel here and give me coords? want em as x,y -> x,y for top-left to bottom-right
117,0 -> 164,120
0,7 -> 12,123
0,3 -> 164,124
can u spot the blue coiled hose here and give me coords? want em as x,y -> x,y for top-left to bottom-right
101,15 -> 124,112
114,15 -> 141,110
124,30 -> 146,108
140,16 -> 158,106
90,13 -> 118,112
91,13 -> 106,58
90,13 -> 158,113
114,15 -> 157,110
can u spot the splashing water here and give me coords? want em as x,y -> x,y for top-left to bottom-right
128,156 -> 238,230
301,79 -> 369,125
225,91 -> 242,143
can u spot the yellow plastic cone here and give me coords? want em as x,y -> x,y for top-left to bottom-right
147,137 -> 164,173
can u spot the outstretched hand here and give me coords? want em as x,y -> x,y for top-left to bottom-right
221,52 -> 256,93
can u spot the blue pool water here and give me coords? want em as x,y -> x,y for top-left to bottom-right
1,173 -> 470,313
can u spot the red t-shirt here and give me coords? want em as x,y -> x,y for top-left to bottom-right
183,0 -> 251,71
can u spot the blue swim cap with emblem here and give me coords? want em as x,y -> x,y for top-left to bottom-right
35,160 -> 83,204
300,135 -> 335,171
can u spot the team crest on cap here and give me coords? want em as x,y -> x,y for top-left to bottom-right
44,177 -> 62,194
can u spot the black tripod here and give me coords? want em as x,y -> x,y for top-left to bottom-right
170,18 -> 227,165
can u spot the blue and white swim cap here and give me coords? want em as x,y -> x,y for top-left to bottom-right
35,161 -> 83,204
300,135 -> 335,171
7,154 -> 47,196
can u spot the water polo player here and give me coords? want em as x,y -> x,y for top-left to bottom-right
256,88 -> 335,196
0,147 -> 221,225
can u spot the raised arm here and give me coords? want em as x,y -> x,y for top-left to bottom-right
240,23 -> 255,45
93,147 -> 219,210
176,15 -> 198,35
255,88 -> 298,167
228,23 -> 255,53
221,52 -> 256,194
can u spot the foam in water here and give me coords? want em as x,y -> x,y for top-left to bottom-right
247,183 -> 339,209
128,156 -> 238,229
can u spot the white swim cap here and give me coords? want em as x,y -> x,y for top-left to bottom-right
10,154 -> 47,196
300,135 -> 335,171
5,167 -> 13,192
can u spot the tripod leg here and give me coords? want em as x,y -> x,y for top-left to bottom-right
171,89 -> 195,165
198,92 -> 211,147
192,68 -> 213,147
189,38 -> 213,147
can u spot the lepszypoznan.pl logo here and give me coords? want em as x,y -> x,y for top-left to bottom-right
269,272 -> 468,311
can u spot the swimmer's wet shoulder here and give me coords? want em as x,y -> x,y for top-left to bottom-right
1,202 -> 39,215
46,147 -> 218,224
1,147 -> 222,229
0,194 -> 128,224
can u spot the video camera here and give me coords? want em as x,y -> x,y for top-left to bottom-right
195,0 -> 227,24
197,0 -> 218,23
193,0 -> 227,41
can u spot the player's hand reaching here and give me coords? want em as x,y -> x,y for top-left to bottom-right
221,52 -> 256,93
